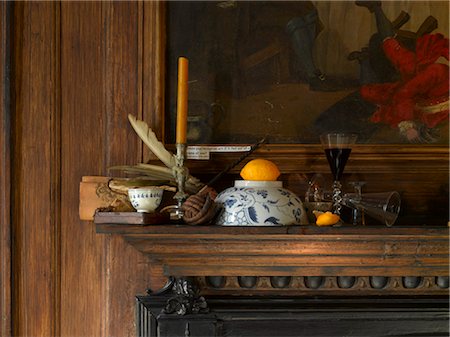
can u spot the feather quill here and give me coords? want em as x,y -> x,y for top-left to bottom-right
128,114 -> 176,169
137,163 -> 204,193
109,164 -> 174,180
109,163 -> 204,194
126,114 -> 205,194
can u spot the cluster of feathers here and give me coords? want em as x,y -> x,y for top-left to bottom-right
110,115 -> 218,225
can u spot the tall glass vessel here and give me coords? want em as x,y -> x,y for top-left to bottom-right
320,133 -> 358,214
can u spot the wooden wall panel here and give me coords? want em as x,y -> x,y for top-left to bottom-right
143,1 -> 166,162
60,2 -> 106,337
60,2 -> 166,337
6,1 -> 448,337
9,2 -> 166,336
103,2 -> 166,336
11,2 -> 60,336
0,2 -> 12,336
104,1 -> 143,167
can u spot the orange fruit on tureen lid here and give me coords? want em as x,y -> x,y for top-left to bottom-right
240,158 -> 280,181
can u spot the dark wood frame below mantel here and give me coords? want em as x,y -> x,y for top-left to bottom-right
136,294 -> 449,337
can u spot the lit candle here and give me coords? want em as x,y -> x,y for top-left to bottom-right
176,57 -> 189,144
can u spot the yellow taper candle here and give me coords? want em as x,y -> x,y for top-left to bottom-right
176,57 -> 189,144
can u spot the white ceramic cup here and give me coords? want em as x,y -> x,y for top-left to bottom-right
128,187 -> 164,213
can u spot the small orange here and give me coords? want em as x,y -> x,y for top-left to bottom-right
315,211 -> 340,226
240,159 -> 280,181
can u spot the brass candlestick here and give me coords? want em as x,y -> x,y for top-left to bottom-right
172,143 -> 189,219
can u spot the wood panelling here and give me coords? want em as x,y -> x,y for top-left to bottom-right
60,2 -> 106,336
0,2 -> 12,336
143,1 -> 166,162
12,2 -> 60,336
7,2 -> 167,336
5,1 -> 449,337
60,2 -> 165,337
103,2 -> 165,336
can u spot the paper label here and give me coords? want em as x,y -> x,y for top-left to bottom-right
187,145 -> 251,160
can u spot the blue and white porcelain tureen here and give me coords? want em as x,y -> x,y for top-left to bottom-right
215,180 -> 308,226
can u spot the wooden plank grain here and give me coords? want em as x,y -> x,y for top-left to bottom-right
159,255 -> 448,268
12,2 -> 60,336
143,1 -> 166,163
60,2 -> 106,337
103,2 -> 167,336
125,237 -> 449,256
0,2 -> 12,336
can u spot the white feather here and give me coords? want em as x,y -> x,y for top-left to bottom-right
128,114 -> 176,169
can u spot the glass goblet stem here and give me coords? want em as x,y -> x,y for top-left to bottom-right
332,180 -> 343,214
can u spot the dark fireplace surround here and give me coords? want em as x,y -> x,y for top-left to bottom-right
95,224 -> 449,337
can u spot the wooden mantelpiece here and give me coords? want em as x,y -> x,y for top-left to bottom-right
123,224 -> 449,336
96,224 -> 448,280
97,222 -> 449,336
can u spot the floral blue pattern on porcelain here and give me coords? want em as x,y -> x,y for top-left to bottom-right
215,180 -> 308,226
128,187 -> 163,213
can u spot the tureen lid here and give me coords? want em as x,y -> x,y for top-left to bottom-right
234,180 -> 282,188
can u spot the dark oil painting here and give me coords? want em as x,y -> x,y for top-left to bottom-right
165,1 -> 449,145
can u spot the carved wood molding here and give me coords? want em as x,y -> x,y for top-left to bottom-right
96,224 -> 449,296
198,276 -> 448,296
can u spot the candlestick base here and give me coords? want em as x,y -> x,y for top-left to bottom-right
173,143 -> 189,220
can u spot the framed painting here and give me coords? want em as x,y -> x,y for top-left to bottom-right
163,0 -> 449,146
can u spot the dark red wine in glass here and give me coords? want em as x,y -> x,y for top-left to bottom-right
324,148 -> 352,181
320,133 -> 358,215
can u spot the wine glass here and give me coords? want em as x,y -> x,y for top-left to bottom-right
320,133 -> 358,215
343,191 -> 401,227
348,181 -> 366,225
